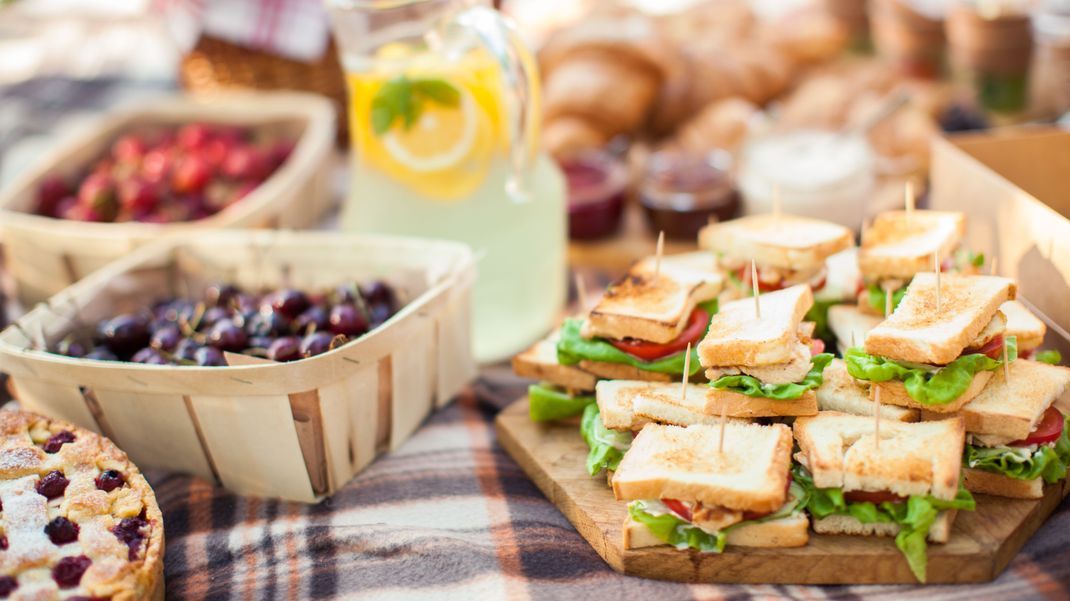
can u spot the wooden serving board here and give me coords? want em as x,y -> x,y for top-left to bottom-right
495,398 -> 1070,585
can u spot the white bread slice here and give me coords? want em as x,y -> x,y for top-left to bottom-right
828,304 -> 884,349
937,359 -> 1070,441
612,422 -> 793,513
962,467 -> 1044,499
817,359 -> 918,422
699,214 -> 854,271
873,371 -> 993,414
512,335 -> 597,392
579,360 -> 673,383
596,380 -> 744,430
623,512 -> 809,550
858,210 -> 965,279
1001,300 -> 1045,352
813,510 -> 956,543
584,252 -> 723,344
705,388 -> 818,418
698,284 -> 813,367
793,412 -> 965,501
863,273 -> 1016,365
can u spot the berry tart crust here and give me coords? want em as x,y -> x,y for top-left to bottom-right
0,410 -> 164,600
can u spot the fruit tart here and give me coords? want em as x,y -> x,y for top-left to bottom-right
0,411 -> 164,600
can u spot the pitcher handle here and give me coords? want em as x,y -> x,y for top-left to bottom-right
448,5 -> 539,202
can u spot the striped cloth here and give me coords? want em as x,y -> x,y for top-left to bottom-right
149,366 -> 1070,600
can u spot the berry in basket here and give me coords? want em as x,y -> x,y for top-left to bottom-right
33,123 -> 296,224
51,280 -> 400,365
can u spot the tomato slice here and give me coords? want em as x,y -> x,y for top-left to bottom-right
969,334 -> 1004,360
608,307 -> 709,361
809,273 -> 827,293
1011,407 -> 1065,446
810,339 -> 826,356
662,499 -> 692,522
1020,348 -> 1035,360
735,265 -> 785,293
844,490 -> 908,504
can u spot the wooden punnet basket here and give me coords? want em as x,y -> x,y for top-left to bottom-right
0,92 -> 336,306
0,230 -> 476,502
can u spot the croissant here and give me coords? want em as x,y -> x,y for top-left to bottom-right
672,97 -> 762,155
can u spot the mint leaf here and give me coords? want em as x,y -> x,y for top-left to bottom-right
970,252 -> 985,268
370,94 -> 396,136
413,79 -> 461,107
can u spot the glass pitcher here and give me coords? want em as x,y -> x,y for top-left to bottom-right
327,0 -> 566,364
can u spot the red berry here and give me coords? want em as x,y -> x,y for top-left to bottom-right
329,304 -> 368,337
0,576 -> 15,596
172,156 -> 211,194
222,146 -> 268,181
112,517 -> 147,560
112,134 -> 147,163
45,516 -> 80,545
95,470 -> 126,492
43,431 -> 76,454
36,471 -> 69,499
119,178 -> 158,214
140,148 -> 173,184
36,175 -> 71,217
77,173 -> 118,222
177,123 -> 213,150
52,555 -> 91,588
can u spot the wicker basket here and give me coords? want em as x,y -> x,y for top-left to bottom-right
0,92 -> 336,306
180,35 -> 349,143
0,230 -> 476,502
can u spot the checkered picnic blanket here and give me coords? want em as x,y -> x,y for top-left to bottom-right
148,364 -> 1070,600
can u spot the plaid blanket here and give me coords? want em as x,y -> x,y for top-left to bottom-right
150,365 -> 1070,600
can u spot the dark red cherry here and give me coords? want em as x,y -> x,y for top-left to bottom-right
247,336 -> 274,350
36,471 -> 69,499
173,338 -> 202,362
56,337 -> 88,358
205,283 -> 240,307
84,347 -> 118,362
95,470 -> 126,492
368,302 -> 394,327
0,535 -> 7,550
131,347 -> 168,365
0,575 -> 16,596
293,306 -> 329,334
194,347 -> 226,367
300,332 -> 333,358
53,555 -> 91,588
267,289 -> 310,319
245,311 -> 290,337
267,336 -> 302,362
45,516 -> 80,545
43,431 -> 75,453
112,517 -> 147,560
329,304 -> 368,337
150,324 -> 181,351
207,319 -> 248,352
197,306 -> 228,331
97,314 -> 150,358
361,280 -> 396,308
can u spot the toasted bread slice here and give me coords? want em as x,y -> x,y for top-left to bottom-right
873,371 -> 993,414
1001,300 -> 1046,352
828,304 -> 884,350
584,252 -> 723,344
623,512 -> 809,550
705,388 -> 819,418
962,468 -> 1044,499
699,214 -> 854,271
813,511 -> 956,543
698,284 -> 813,367
512,335 -> 598,392
864,273 -> 1016,365
612,422 -> 793,513
794,412 -> 965,500
579,360 -> 673,383
859,210 -> 966,279
596,380 -> 743,430
938,359 -> 1070,441
817,359 -> 918,422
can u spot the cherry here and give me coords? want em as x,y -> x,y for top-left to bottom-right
97,314 -> 151,358
198,306 -> 228,331
77,172 -> 118,222
140,147 -> 173,184
293,306 -> 329,334
53,555 -> 91,588
222,145 -> 269,180
173,338 -> 202,362
194,346 -> 226,367
155,299 -> 196,324
132,348 -> 168,365
368,302 -> 394,327
95,470 -> 125,492
37,175 -> 71,217
267,289 -> 310,319
112,517 -> 147,560
118,178 -> 158,214
45,516 -> 80,545
247,336 -> 274,350
208,319 -> 248,352
172,155 -> 211,194
245,311 -> 290,337
56,337 -> 88,358
300,332 -> 333,358
84,347 -> 118,362
205,283 -> 240,308
361,281 -> 396,308
112,134 -> 147,163
329,304 -> 368,337
177,123 -> 213,150
36,471 -> 69,499
0,576 -> 15,596
267,336 -> 302,362
150,324 -> 181,351
0,535 -> 6,550
43,431 -> 76,454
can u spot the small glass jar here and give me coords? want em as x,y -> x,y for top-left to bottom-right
738,131 -> 875,229
559,150 -> 628,241
1031,1 -> 1070,118
947,0 -> 1034,116
638,150 -> 740,240
870,0 -> 947,79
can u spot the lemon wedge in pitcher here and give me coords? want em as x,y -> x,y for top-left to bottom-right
381,88 -> 478,172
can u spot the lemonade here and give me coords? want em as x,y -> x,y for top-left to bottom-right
340,39 -> 566,363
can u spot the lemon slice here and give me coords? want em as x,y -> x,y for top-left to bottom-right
381,88 -> 478,173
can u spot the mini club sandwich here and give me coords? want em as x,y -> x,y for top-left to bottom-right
857,210 -> 980,316
816,358 -> 919,422
827,303 -> 884,355
698,284 -> 834,418
1001,300 -> 1061,364
583,380 -> 749,477
845,273 -> 1017,413
614,422 -> 809,552
699,214 -> 854,335
512,332 -> 599,422
793,412 -> 975,582
557,251 -> 724,383
949,359 -> 1070,499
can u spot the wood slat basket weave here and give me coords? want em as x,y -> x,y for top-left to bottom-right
0,92 -> 336,306
0,230 -> 477,502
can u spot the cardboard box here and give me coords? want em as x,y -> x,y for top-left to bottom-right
931,127 -> 1070,359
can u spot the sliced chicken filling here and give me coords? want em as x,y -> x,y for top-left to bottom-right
704,324 -> 817,385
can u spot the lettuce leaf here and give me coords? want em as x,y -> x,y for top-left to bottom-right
792,465 -> 975,582
528,384 -> 594,422
964,416 -> 1070,482
556,300 -> 717,377
844,338 -> 1017,406
805,298 -> 840,342
710,354 -> 834,400
865,282 -> 907,314
1036,350 -> 1063,365
579,403 -> 632,476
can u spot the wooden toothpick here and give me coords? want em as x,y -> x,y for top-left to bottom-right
751,259 -> 761,320
990,256 -> 998,276
574,272 -> 589,313
653,231 -> 665,282
718,399 -> 728,454
1003,337 -> 1010,383
933,250 -> 942,313
680,343 -> 692,402
885,287 -> 893,317
874,385 -> 882,451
